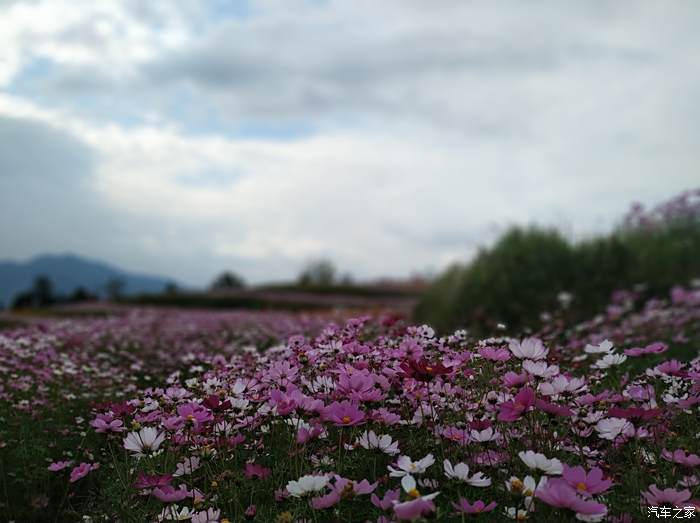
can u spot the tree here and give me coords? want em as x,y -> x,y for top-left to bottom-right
105,278 -> 125,301
32,275 -> 54,307
210,271 -> 245,291
298,259 -> 337,287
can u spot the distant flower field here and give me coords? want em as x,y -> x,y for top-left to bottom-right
1,289 -> 699,522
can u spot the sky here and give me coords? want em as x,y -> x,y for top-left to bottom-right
1,0 -> 699,286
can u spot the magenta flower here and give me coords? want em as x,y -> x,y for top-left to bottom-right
323,400 -> 366,426
371,489 -> 400,511
661,449 -> 700,467
311,490 -> 342,509
152,484 -> 190,503
562,465 -> 613,496
393,497 -> 436,520
497,387 -> 535,422
47,460 -> 72,472
89,413 -> 125,433
176,402 -> 213,427
479,347 -> 511,361
243,462 -> 272,480
134,473 -> 173,490
535,399 -> 573,417
69,462 -> 99,483
641,484 -> 691,507
451,498 -> 497,514
624,342 -> 668,357
536,478 -> 607,516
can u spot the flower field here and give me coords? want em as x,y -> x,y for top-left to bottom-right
1,288 -> 700,522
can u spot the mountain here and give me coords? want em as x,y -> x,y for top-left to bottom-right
0,253 -> 177,307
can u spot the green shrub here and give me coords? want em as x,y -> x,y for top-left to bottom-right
415,190 -> 700,334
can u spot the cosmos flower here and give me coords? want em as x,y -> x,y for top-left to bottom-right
322,400 -> 366,427
451,498 -> 497,514
562,465 -> 613,496
357,430 -> 400,455
123,427 -> 166,458
661,449 -> 700,467
388,454 -> 435,477
536,478 -> 607,517
584,340 -> 614,354
286,475 -> 329,497
69,462 -> 99,483
518,451 -> 563,475
595,417 -> 634,441
592,353 -> 627,369
509,338 -> 548,360
641,484 -> 692,507
400,358 -> 450,382
443,460 -> 491,486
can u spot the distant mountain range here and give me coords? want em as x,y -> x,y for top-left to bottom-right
0,254 -> 177,307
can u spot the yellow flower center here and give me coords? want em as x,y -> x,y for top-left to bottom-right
510,479 -> 524,492
425,366 -> 433,372
408,488 -> 421,499
342,415 -> 352,424
576,482 -> 587,491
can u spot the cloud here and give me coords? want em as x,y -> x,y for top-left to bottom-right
0,1 -> 699,285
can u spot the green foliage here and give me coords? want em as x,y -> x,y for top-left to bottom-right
415,211 -> 700,334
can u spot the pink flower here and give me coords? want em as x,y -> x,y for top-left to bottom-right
624,342 -> 668,357
47,460 -> 72,472
641,484 -> 691,507
244,462 -> 272,479
536,478 -> 607,516
371,489 -> 400,511
562,465 -> 613,496
535,399 -> 573,417
90,413 -> 125,433
479,347 -> 511,361
393,497 -> 436,520
311,490 -> 342,509
69,462 -> 99,483
322,400 -> 366,427
176,402 -> 213,428
152,484 -> 190,502
661,449 -> 700,467
134,473 -> 173,490
451,498 -> 497,514
497,387 -> 535,422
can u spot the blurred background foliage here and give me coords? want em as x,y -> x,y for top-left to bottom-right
414,189 -> 700,335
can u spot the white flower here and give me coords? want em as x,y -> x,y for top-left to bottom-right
400,474 -> 440,501
538,375 -> 586,396
592,353 -> 627,369
506,507 -> 531,520
286,474 -> 329,497
123,427 -> 166,458
443,459 -> 491,486
191,508 -> 221,523
576,510 -> 607,522
595,417 -> 634,440
469,427 -> 499,442
388,454 -> 435,477
522,360 -> 559,378
357,430 -> 400,456
174,456 -> 201,477
518,451 -> 563,475
584,340 -> 614,354
158,505 -> 193,521
509,338 -> 548,360
505,475 -> 545,497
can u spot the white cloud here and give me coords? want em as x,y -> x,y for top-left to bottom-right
0,1 -> 699,284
